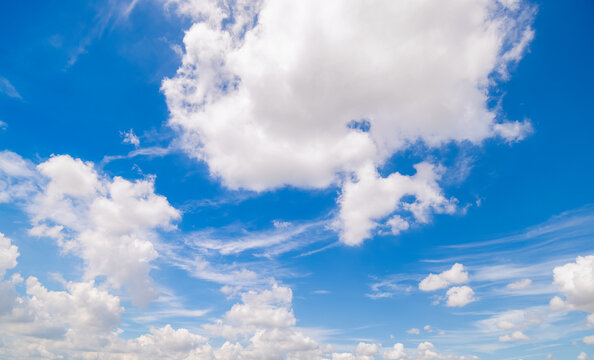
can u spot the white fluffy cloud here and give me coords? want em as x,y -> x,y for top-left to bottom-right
0,238 -> 127,358
415,341 -> 479,360
203,283 -> 323,359
131,324 -> 208,357
121,128 -> 141,146
338,163 -> 455,245
356,342 -> 379,360
224,283 -> 296,330
499,330 -> 530,342
0,246 -> 479,360
1,153 -> 181,306
507,278 -> 532,290
163,0 -> 534,245
445,286 -> 476,307
550,256 -> 594,313
0,244 -> 316,359
419,263 -> 469,292
30,155 -> 181,306
383,343 -> 406,359
333,341 -> 477,360
0,238 -> 209,359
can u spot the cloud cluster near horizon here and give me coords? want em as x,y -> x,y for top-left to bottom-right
0,229 -> 484,359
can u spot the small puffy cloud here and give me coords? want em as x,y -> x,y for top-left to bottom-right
499,330 -> 530,342
549,296 -> 567,311
10,273 -> 23,285
121,129 -> 140,147
585,335 -> 594,346
224,283 -> 296,329
132,325 -> 207,355
551,256 -> 594,312
493,120 -> 533,142
413,341 -> 479,360
419,263 -> 469,292
446,286 -> 476,307
407,328 -> 420,335
386,215 -> 410,236
423,325 -> 432,332
578,352 -> 589,360
507,278 -> 532,290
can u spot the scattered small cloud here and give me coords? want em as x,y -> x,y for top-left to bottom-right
407,328 -> 420,335
121,128 -> 140,146
499,330 -> 530,342
313,290 -> 330,295
419,263 -> 469,292
507,278 -> 532,290
0,77 -> 22,99
446,286 -> 476,307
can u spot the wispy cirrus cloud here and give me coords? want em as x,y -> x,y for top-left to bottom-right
365,205 -> 594,355
0,77 -> 22,100
66,0 -> 142,67
183,219 -> 332,258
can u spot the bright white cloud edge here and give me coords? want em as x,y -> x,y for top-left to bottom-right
163,0 -> 535,245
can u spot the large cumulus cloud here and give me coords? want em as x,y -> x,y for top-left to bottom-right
163,0 -> 535,245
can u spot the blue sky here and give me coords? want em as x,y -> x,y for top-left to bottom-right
0,0 -> 593,359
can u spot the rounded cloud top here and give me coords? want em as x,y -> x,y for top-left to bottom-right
163,0 -> 534,245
